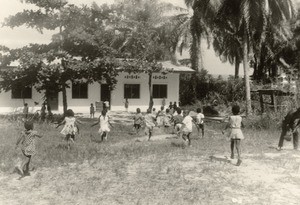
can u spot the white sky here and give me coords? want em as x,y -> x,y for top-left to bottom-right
4,0 -> 296,76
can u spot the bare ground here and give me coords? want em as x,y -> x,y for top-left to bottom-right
1,131 -> 300,205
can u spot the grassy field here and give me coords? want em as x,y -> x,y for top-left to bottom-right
1,117 -> 300,205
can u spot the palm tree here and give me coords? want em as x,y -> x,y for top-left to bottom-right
215,0 -> 296,115
212,19 -> 242,79
164,0 -> 221,71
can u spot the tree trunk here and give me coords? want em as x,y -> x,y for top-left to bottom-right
148,72 -> 154,110
243,33 -> 252,116
62,83 -> 68,113
234,56 -> 240,79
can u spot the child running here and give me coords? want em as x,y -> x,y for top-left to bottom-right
91,109 -> 113,141
15,121 -> 42,177
156,106 -> 165,127
222,105 -> 244,166
163,108 -> 172,133
180,110 -> 194,147
56,109 -> 82,149
144,108 -> 156,141
133,108 -> 144,134
196,108 -> 205,138
172,108 -> 183,136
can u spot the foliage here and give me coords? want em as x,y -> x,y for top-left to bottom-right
180,70 -> 245,106
0,1 -> 122,112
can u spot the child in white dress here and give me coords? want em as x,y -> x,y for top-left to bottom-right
144,109 -> 157,141
180,110 -> 195,146
56,109 -> 82,149
91,109 -> 113,141
196,108 -> 205,138
223,105 -> 244,166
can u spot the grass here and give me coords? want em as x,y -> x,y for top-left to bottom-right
1,117 -> 300,204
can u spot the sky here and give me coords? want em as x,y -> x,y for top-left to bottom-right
2,0 -> 287,76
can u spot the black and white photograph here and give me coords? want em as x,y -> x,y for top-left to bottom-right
1,0 -> 300,204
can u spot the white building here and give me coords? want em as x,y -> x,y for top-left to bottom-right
0,61 -> 194,114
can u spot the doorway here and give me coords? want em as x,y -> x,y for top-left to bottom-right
48,91 -> 59,111
101,84 -> 111,108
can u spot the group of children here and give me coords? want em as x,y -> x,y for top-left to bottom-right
133,106 -> 205,145
15,104 -> 245,177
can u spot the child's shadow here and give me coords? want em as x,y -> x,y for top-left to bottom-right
89,135 -> 104,143
209,155 -> 231,164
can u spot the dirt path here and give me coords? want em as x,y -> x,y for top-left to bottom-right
1,135 -> 300,204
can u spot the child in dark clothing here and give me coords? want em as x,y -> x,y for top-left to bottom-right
90,103 -> 95,118
172,108 -> 183,136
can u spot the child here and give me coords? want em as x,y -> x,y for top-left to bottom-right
91,109 -> 113,141
222,105 -> 244,166
156,106 -> 165,127
196,108 -> 205,138
152,108 -> 157,116
172,108 -> 183,136
180,110 -> 194,146
56,109 -> 82,149
173,102 -> 178,110
23,103 -> 29,119
168,102 -> 173,110
15,121 -> 42,177
90,103 -> 95,118
163,108 -> 172,133
124,98 -> 129,112
144,108 -> 156,141
133,108 -> 144,134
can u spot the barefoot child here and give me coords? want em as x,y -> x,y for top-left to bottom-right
196,108 -> 205,138
144,108 -> 156,141
15,121 -> 42,177
172,108 -> 183,136
133,108 -> 144,134
180,110 -> 194,146
91,109 -> 113,141
56,109 -> 82,149
90,103 -> 95,118
222,105 -> 244,166
163,108 -> 172,134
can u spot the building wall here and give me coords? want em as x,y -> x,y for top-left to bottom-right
0,72 -> 180,114
0,88 -> 43,113
111,72 -> 180,112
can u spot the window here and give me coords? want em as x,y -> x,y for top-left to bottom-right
72,83 -> 88,99
124,84 -> 140,99
153,84 -> 167,98
11,86 -> 32,99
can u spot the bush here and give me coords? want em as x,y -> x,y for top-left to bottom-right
180,71 -> 245,106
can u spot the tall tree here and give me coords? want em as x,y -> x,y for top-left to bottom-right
1,1 -> 120,112
216,0 -> 296,115
112,0 -> 172,110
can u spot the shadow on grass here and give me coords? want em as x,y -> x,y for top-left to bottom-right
171,141 -> 187,149
209,155 -> 232,164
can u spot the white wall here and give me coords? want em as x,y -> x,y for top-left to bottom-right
58,82 -> 101,113
0,72 -> 181,114
111,72 -> 180,112
0,88 -> 43,113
